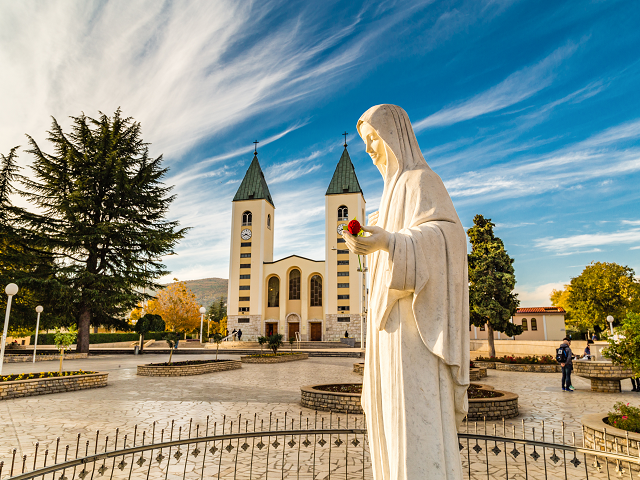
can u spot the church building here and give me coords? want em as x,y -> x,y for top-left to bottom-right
226,141 -> 366,341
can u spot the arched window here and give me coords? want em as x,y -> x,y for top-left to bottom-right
521,318 -> 528,331
267,214 -> 271,229
310,275 -> 322,307
267,276 -> 279,307
337,206 -> 348,221
242,211 -> 252,226
289,269 -> 301,300
531,318 -> 537,331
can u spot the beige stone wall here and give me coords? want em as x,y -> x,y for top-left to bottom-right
470,339 -> 592,357
324,313 -> 363,341
227,314 -> 262,341
4,353 -> 88,363
0,372 -> 108,400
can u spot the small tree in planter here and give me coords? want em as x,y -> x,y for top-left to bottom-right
268,334 -> 283,356
134,314 -> 165,352
54,326 -> 77,373
163,332 -> 180,365
258,336 -> 267,355
289,337 -> 295,353
211,332 -> 224,360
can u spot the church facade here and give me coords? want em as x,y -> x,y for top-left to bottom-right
226,144 -> 367,341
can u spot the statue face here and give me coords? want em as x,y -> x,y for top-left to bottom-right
360,122 -> 386,167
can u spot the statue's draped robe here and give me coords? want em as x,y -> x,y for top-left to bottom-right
357,105 -> 469,480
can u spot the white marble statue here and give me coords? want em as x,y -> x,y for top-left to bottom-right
343,104 -> 470,480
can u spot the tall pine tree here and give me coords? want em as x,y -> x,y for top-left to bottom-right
467,215 -> 521,357
20,109 -> 187,352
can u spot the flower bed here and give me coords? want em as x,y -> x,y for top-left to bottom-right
241,353 -> 309,364
474,355 -> 559,372
0,371 -> 108,400
466,383 -> 518,421
582,411 -> 640,471
4,353 -> 88,363
353,363 -> 364,375
300,383 -> 363,414
137,359 -> 242,377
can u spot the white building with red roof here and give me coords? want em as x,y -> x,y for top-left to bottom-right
471,306 -> 567,341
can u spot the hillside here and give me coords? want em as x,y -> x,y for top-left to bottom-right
160,277 -> 228,308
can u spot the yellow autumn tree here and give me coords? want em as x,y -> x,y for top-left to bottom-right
146,279 -> 200,336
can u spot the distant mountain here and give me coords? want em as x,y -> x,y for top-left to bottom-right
161,277 -> 228,308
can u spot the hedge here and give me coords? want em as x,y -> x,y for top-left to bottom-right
29,332 -> 167,345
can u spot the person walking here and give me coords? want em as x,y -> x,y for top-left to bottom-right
557,338 -> 574,392
232,328 -> 237,341
237,329 -> 243,341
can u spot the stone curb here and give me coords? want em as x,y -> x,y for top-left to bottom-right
240,353 -> 309,364
0,372 -> 108,400
4,353 -> 88,363
495,363 -> 560,373
467,383 -> 519,421
137,360 -> 242,377
581,413 -> 640,470
300,384 -> 363,414
469,367 -> 488,381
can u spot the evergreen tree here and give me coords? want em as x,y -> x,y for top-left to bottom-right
19,109 -> 187,352
467,215 -> 521,357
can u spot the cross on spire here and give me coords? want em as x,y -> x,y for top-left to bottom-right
253,140 -> 259,155
342,132 -> 348,148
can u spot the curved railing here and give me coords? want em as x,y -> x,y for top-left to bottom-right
1,414 -> 639,480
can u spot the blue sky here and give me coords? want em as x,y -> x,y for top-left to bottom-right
1,0 -> 639,306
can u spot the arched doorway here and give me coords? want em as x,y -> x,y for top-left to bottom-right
286,313 -> 300,340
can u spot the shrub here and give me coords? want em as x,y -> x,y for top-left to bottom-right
474,356 -> 498,362
608,402 -> 640,434
475,355 -> 557,365
268,334 -> 284,355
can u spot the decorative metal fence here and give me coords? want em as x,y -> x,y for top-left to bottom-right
1,413 -> 639,480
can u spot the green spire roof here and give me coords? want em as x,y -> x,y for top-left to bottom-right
233,154 -> 274,206
326,147 -> 363,197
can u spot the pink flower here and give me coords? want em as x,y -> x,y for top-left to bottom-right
622,416 -> 628,419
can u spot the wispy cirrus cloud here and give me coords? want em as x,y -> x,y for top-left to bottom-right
413,41 -> 580,131
534,228 -> 640,252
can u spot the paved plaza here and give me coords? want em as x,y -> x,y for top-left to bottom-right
1,353 -> 639,479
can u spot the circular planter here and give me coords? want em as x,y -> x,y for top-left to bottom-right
301,383 -> 363,414
574,361 -> 634,392
467,383 -> 518,421
137,359 -> 241,377
353,363 -> 364,375
582,413 -> 640,470
241,353 -> 309,364
495,363 -> 560,373
469,367 -> 487,381
473,361 -> 497,369
0,371 -> 108,400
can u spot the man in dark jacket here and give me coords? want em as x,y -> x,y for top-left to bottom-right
559,338 -> 574,392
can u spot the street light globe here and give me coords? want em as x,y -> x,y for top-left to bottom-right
36,306 -> 43,313
5,283 -> 18,296
200,307 -> 206,314
607,315 -> 614,323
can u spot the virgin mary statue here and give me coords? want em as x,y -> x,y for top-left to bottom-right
343,104 -> 469,480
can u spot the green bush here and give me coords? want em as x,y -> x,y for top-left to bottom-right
474,355 -> 556,364
608,401 -> 640,434
30,332 -> 166,345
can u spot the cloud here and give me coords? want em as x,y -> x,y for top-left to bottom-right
622,220 -> 640,225
514,282 -> 565,307
534,228 -> 640,252
264,151 -> 323,185
413,41 -> 579,131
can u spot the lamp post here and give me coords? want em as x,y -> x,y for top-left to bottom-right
199,307 -> 206,343
32,306 -> 44,363
607,315 -> 615,336
1,283 -> 19,375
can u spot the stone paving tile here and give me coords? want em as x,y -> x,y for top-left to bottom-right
0,354 -> 638,479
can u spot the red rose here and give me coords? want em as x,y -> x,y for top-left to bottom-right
347,219 -> 361,236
